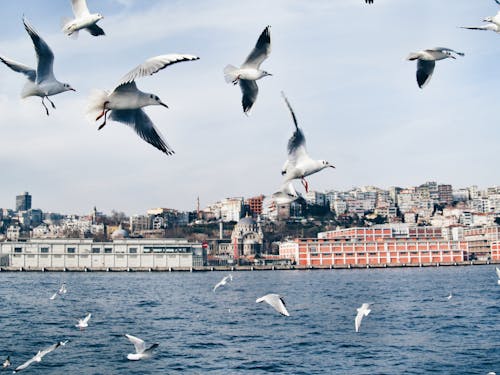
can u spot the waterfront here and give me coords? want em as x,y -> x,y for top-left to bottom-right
0,267 -> 498,374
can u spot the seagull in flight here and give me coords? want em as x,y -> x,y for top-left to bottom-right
13,342 -> 65,373
49,282 -> 67,300
0,17 -> 75,115
461,10 -> 500,34
62,0 -> 104,38
125,334 -> 159,361
256,293 -> 290,316
496,266 -> 500,285
224,26 -> 272,114
75,313 -> 91,330
280,92 -> 335,193
87,54 -> 199,155
2,356 -> 10,369
213,274 -> 233,292
406,47 -> 464,88
355,303 -> 371,332
271,181 -> 304,205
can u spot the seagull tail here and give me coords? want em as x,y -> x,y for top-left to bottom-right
86,89 -> 109,123
223,64 -> 239,84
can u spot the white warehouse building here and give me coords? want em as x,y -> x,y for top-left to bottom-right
0,238 -> 206,270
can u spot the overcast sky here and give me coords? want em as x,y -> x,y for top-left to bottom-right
0,0 -> 498,215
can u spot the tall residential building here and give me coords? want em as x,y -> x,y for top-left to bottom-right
15,192 -> 32,212
245,195 -> 265,216
438,184 -> 453,205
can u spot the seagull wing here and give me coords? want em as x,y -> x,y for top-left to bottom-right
85,24 -> 105,36
109,101 -> 174,156
461,24 -> 497,31
242,26 -> 271,69
256,294 -> 290,316
426,47 -> 464,56
416,59 -> 435,88
14,356 -> 37,372
115,54 -> 199,89
287,127 -> 308,167
495,0 -> 500,5
82,313 -> 92,324
144,343 -> 159,355
213,279 -> 224,292
23,17 -> 55,83
355,310 -> 363,332
49,292 -> 58,300
496,267 -> 500,279
240,79 -> 258,114
281,92 -> 299,131
71,0 -> 90,17
38,342 -> 61,358
0,56 -> 36,81
125,334 -> 146,354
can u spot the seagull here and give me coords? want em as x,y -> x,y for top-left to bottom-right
406,47 -> 464,88
49,282 -> 67,300
224,25 -> 272,114
87,54 -> 199,155
2,356 -> 10,368
355,303 -> 371,332
0,17 -> 75,116
496,266 -> 500,285
280,92 -> 335,193
125,334 -> 159,361
446,293 -> 453,300
213,274 -> 233,292
365,0 -> 374,3
13,342 -> 63,373
271,181 -> 304,205
461,9 -> 500,34
62,0 -> 105,38
256,293 -> 290,316
75,313 -> 91,330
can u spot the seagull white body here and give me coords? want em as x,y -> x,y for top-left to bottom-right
224,25 -> 272,114
2,356 -> 10,368
0,17 -> 75,115
58,283 -> 67,294
125,334 -> 159,361
62,0 -> 105,37
406,47 -> 464,88
280,93 -> 334,193
13,342 -> 62,373
256,293 -> 290,316
75,313 -> 91,329
213,274 -> 233,292
355,303 -> 371,332
87,54 -> 199,155
446,293 -> 453,300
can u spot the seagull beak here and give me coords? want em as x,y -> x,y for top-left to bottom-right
159,102 -> 168,108
70,87 -> 76,91
330,165 -> 336,169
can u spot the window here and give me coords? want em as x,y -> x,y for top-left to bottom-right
40,247 -> 49,253
104,248 -> 112,254
92,248 -> 100,254
67,247 -> 76,254
129,248 -> 137,254
14,247 -> 22,253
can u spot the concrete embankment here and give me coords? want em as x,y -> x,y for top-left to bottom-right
0,260 -> 497,272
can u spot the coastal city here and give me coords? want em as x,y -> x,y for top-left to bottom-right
0,181 -> 499,270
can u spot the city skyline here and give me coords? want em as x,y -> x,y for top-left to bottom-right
0,0 -> 499,214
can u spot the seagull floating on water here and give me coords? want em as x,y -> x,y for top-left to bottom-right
87,54 -> 199,155
280,92 -> 335,193
407,47 -> 464,88
13,341 -> 65,373
2,356 -> 10,369
256,293 -> 290,316
224,26 -> 272,114
0,17 -> 75,115
75,313 -> 91,330
62,0 -> 104,38
355,303 -> 371,332
213,274 -> 233,292
125,334 -> 159,361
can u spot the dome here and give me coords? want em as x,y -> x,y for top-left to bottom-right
237,216 -> 256,226
111,228 -> 129,239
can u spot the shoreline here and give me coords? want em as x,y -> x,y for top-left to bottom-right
0,260 -> 498,272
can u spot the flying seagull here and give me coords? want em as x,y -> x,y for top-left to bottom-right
87,54 -> 199,155
62,0 -> 105,37
75,313 -> 91,330
496,266 -> 500,285
355,303 -> 371,332
271,181 -> 304,205
125,334 -> 159,361
49,282 -> 67,300
13,342 -> 64,373
256,293 -> 290,316
406,47 -> 464,88
224,26 -> 272,114
0,17 -> 75,115
213,274 -> 233,292
2,356 -> 10,369
280,92 -> 334,193
461,10 -> 500,34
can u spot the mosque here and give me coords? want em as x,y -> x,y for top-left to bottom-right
231,215 -> 264,260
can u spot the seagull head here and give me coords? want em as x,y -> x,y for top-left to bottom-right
63,83 -> 76,92
148,94 -> 168,108
262,70 -> 273,78
321,160 -> 335,170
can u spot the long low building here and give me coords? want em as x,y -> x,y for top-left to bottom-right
0,238 -> 206,270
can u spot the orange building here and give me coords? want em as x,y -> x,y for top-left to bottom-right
491,241 -> 500,261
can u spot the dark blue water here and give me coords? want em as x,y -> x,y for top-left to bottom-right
0,266 -> 498,374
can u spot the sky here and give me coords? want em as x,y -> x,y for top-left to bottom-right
0,0 -> 499,215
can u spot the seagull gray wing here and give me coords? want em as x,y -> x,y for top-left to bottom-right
85,23 -> 105,36
461,24 -> 498,31
494,0 -> 500,5
281,92 -> 299,131
125,334 -> 146,354
426,47 -> 464,56
116,54 -> 199,89
38,342 -> 61,358
23,17 -> 55,83
416,59 -> 435,88
240,79 -> 258,114
71,0 -> 90,17
109,107 -> 175,155
242,26 -> 271,69
496,267 -> 500,279
287,127 -> 308,165
144,343 -> 159,355
0,56 -> 36,81
13,355 -> 38,372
